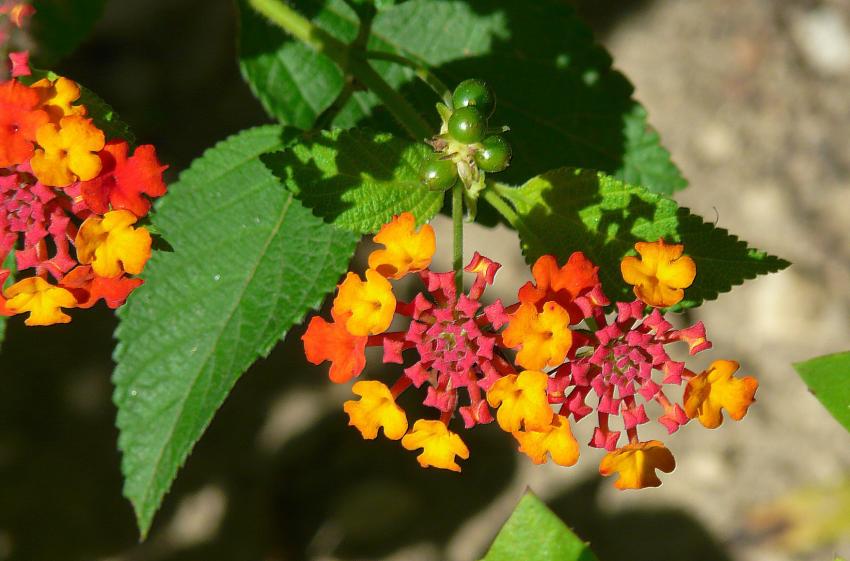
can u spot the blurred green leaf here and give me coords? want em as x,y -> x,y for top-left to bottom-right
30,0 -> 106,66
482,492 -> 599,561
491,168 -> 789,308
238,0 -> 686,195
76,81 -> 136,144
269,128 -> 442,233
794,351 -> 850,433
237,0 -> 357,128
113,125 -> 358,536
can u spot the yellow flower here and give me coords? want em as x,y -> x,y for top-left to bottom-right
75,210 -> 152,278
31,115 -> 105,187
368,212 -> 436,279
4,277 -> 77,326
683,360 -> 758,428
487,370 -> 553,432
502,301 -> 572,370
343,381 -> 408,440
620,239 -> 696,307
599,440 -> 676,490
32,76 -> 86,123
514,414 -> 579,467
401,419 -> 469,472
332,269 -> 396,336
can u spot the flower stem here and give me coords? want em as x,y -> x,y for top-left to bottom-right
365,51 -> 453,106
452,182 -> 464,293
248,0 -> 432,140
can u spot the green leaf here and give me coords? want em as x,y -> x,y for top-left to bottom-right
237,0 -> 358,128
482,492 -> 599,561
113,125 -> 358,536
238,0 -> 686,195
794,351 -> 850,434
30,0 -> 106,66
0,252 -> 15,349
271,128 -> 444,233
24,69 -> 135,144
77,82 -> 136,144
493,168 -> 789,308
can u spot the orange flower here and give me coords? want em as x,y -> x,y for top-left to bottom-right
620,239 -> 696,308
487,370 -> 553,432
599,440 -> 676,490
332,269 -> 396,336
0,79 -> 48,167
75,210 -> 152,278
401,419 -> 469,472
4,277 -> 77,326
514,414 -> 579,467
502,301 -> 572,370
683,360 -> 758,428
343,381 -> 408,440
302,311 -> 367,383
31,115 -> 105,187
518,252 -> 599,312
368,212 -> 436,279
31,77 -> 86,123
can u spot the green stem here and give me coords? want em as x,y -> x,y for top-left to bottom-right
248,0 -> 432,140
482,188 -> 520,228
366,51 -> 453,106
452,182 -> 464,293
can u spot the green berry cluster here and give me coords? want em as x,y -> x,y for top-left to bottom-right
420,79 -> 512,193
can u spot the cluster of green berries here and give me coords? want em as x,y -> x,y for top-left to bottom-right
421,79 -> 512,192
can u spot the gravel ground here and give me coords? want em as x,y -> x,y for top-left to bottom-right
444,2 -> 850,560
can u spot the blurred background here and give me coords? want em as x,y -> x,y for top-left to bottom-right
1,0 -> 850,560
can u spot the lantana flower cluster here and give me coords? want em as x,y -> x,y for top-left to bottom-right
303,212 -> 758,489
1,73 -> 167,326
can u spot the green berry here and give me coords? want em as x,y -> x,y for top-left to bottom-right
452,79 -> 495,117
448,106 -> 486,144
420,157 -> 458,191
475,135 -> 512,172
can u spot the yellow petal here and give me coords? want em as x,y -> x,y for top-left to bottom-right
4,277 -> 77,326
343,381 -> 408,440
599,440 -> 675,490
487,370 -> 553,433
514,414 -> 579,466
401,419 -> 469,472
683,360 -> 758,428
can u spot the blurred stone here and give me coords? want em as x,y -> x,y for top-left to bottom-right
164,485 -> 227,548
791,6 -> 850,76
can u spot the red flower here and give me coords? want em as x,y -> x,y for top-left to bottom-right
80,140 -> 168,216
60,265 -> 143,309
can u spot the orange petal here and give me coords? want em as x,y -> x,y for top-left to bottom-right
502,301 -> 572,371
302,311 -> 367,383
368,212 -> 435,279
